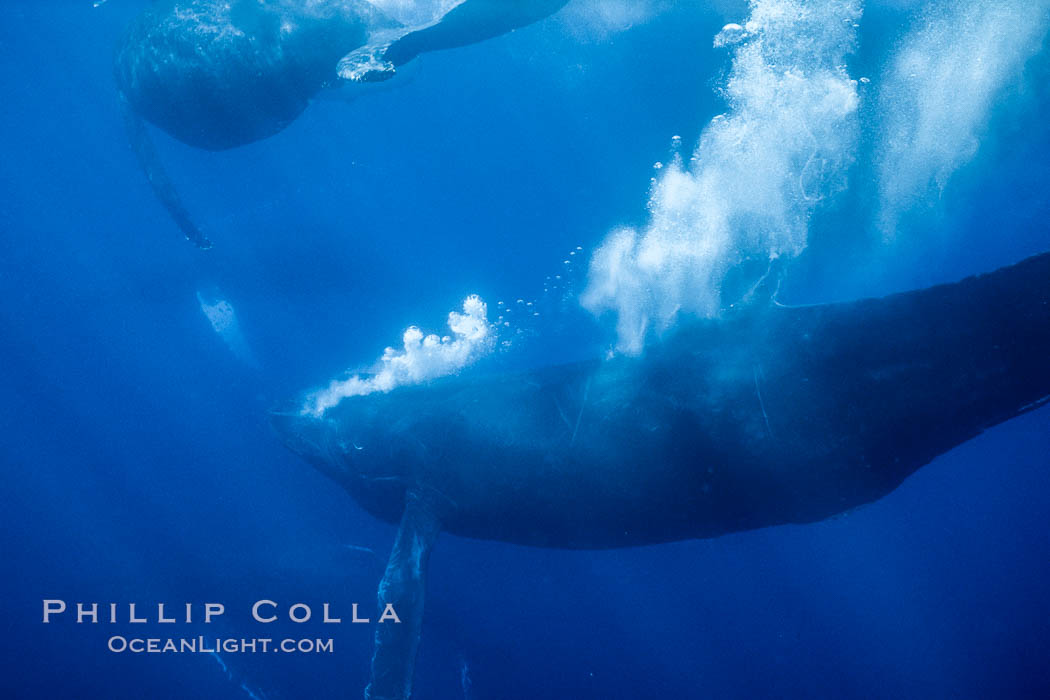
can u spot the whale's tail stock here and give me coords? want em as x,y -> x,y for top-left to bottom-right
752,249 -> 1050,504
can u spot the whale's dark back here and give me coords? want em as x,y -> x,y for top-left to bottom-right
736,250 -> 1050,526
274,252 -> 1050,549
114,0 -> 379,149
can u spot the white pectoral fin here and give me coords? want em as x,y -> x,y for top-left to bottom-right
364,489 -> 443,700
337,39 -> 399,82
337,18 -> 415,83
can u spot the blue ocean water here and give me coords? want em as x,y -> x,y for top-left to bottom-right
1,1 -> 1049,698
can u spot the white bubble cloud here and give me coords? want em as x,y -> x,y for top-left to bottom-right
583,0 -> 862,353
302,295 -> 494,416
874,0 -> 1050,236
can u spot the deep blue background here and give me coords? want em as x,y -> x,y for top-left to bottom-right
1,2 -> 1048,698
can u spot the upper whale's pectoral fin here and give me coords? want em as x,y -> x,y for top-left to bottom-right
337,41 -> 398,82
120,94 -> 211,249
381,0 -> 570,68
365,488 -> 444,700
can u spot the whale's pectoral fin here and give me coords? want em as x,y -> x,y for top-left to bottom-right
337,42 -> 398,83
382,0 -> 571,68
120,94 -> 211,249
365,488 -> 443,700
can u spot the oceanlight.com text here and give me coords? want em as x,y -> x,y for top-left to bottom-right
107,636 -> 334,654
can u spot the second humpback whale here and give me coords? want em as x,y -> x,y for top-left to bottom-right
114,0 -> 569,247
273,251 -> 1050,699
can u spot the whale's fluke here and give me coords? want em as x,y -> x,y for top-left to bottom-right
121,95 -> 211,249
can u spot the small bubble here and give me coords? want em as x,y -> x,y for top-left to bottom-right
653,161 -> 663,170
859,76 -> 870,84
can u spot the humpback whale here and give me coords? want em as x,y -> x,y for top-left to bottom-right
114,0 -> 569,247
273,251 -> 1050,699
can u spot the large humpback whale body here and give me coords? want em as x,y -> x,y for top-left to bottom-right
114,0 -> 568,247
274,251 -> 1050,699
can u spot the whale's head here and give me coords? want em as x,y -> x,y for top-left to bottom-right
114,0 -> 394,150
269,402 -> 420,524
